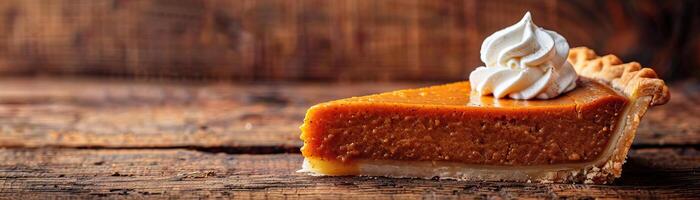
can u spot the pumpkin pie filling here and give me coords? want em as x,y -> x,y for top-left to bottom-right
301,79 -> 627,167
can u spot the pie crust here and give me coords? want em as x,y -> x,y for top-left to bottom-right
299,47 -> 670,184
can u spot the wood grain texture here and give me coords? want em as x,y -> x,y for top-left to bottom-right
0,78 -> 422,149
0,148 -> 698,199
0,78 -> 697,149
0,0 -> 695,81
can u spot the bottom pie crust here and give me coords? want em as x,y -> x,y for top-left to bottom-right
299,96 -> 652,184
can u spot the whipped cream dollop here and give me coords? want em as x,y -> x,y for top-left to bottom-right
469,12 -> 577,99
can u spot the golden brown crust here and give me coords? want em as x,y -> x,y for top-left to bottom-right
568,47 -> 670,106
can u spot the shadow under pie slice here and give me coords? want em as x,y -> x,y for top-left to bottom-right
298,47 -> 670,184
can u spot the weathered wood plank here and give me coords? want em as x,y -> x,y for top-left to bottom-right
0,148 -> 698,199
0,78 -> 697,149
0,78 -> 421,150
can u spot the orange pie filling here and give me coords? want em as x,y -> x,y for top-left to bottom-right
300,79 -> 628,175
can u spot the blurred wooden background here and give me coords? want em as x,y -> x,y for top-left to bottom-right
0,0 -> 697,82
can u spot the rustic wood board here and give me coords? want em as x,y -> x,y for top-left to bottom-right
0,148 -> 698,199
0,78 -> 422,149
0,78 -> 697,150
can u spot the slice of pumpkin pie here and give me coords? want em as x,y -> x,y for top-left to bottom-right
298,12 -> 669,184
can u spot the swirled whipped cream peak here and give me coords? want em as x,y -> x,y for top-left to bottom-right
469,12 -> 577,100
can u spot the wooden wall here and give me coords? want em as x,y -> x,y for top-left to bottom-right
0,0 -> 696,81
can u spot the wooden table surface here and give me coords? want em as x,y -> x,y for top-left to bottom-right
0,78 -> 698,199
